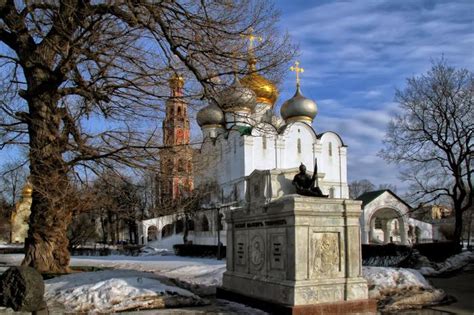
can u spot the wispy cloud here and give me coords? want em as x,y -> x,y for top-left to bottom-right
274,0 -> 473,192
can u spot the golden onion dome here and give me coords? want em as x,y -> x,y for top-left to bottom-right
22,182 -> 33,197
240,58 -> 278,107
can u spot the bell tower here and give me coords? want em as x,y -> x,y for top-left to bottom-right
157,75 -> 193,211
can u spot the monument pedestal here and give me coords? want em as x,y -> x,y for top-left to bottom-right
218,195 -> 376,314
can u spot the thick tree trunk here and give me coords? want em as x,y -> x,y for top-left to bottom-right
21,95 -> 72,273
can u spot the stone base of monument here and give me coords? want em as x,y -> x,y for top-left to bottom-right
217,287 -> 376,315
219,195 -> 377,314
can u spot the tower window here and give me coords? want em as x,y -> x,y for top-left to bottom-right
329,142 -> 333,156
177,106 -> 182,115
297,138 -> 301,154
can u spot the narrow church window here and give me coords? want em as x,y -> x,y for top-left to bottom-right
329,142 -> 333,156
201,215 -> 210,232
263,136 -> 267,150
177,106 -> 182,115
297,138 -> 301,153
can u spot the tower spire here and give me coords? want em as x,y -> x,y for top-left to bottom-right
241,28 -> 262,72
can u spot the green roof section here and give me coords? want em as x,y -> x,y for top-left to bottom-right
356,190 -> 387,207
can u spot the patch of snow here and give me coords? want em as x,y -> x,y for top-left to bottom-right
0,244 -> 23,249
419,251 -> 474,276
363,266 -> 445,311
45,269 -> 206,313
363,266 -> 432,298
140,246 -> 172,256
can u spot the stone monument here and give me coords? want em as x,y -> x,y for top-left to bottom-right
217,171 -> 376,314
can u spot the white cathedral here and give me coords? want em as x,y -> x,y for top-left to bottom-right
194,59 -> 348,206
140,59 -> 350,248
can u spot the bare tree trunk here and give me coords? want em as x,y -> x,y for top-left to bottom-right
454,204 -> 463,245
22,96 -> 72,273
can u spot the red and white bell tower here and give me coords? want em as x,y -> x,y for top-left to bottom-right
157,75 -> 193,208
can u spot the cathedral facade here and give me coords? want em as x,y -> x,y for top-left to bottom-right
194,59 -> 349,207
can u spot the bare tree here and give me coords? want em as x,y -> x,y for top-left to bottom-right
0,1 -> 294,272
349,179 -> 375,199
380,60 -> 473,245
0,161 -> 27,206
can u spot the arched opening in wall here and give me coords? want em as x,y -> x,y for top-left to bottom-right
369,208 -> 406,245
201,215 -> 210,232
176,219 -> 184,234
297,138 -> 301,153
162,223 -> 174,238
147,226 -> 158,241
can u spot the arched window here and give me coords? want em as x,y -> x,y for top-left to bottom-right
329,142 -> 333,156
262,136 -> 267,150
147,226 -> 158,241
177,106 -> 182,115
201,215 -> 209,232
187,161 -> 192,172
297,138 -> 302,153
161,224 -> 174,238
178,159 -> 185,172
374,217 -> 383,229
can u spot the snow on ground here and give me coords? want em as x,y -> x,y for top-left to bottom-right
140,246 -> 173,256
0,253 -> 450,313
419,251 -> 474,276
0,243 -> 23,249
363,267 -> 446,311
45,269 -> 206,313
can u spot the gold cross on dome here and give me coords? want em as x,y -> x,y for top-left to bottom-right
290,61 -> 304,86
241,27 -> 262,51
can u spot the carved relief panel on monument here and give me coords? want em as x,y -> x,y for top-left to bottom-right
249,233 -> 265,274
310,231 -> 342,279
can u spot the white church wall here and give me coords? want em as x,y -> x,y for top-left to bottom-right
247,126 -> 278,173
281,123 -> 317,170
318,132 -> 348,199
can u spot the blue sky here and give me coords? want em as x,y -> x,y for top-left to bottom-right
1,1 -> 472,194
272,0 -> 473,192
